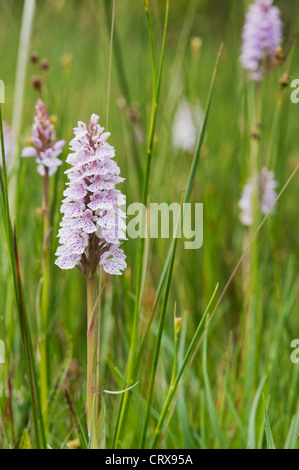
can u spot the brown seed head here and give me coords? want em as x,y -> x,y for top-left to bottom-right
279,72 -> 291,89
29,52 -> 39,64
31,76 -> 42,92
41,59 -> 50,71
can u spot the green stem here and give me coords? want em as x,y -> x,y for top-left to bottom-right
151,43 -> 223,315
105,0 -> 116,129
266,86 -> 285,169
10,0 -> 36,215
112,0 -> 169,449
103,0 -> 143,193
170,309 -> 180,389
40,171 -> 51,431
129,45 -> 223,384
11,0 -> 36,159
151,285 -> 218,449
0,105 -> 46,448
87,275 -> 98,449
243,81 -> 262,408
96,268 -> 102,429
140,195 -> 182,449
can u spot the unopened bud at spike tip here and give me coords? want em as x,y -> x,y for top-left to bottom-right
175,317 -> 182,336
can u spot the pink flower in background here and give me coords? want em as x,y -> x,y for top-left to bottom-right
239,167 -> 278,226
240,0 -> 282,81
259,167 -> 278,214
55,114 -> 127,276
21,99 -> 65,176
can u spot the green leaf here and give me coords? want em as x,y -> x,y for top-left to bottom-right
262,394 -> 275,449
18,429 -> 32,449
202,316 -> 227,449
98,395 -> 106,449
248,374 -> 267,449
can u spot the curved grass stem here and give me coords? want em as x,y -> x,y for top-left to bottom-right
112,0 -> 170,449
151,285 -> 219,449
0,105 -> 46,448
139,194 -> 183,448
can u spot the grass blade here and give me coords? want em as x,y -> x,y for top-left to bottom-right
63,388 -> 88,450
11,0 -> 36,163
247,374 -> 267,449
152,43 -> 223,315
113,0 -> 170,448
151,284 -> 219,449
262,394 -> 275,449
98,395 -> 106,449
0,105 -> 46,448
202,317 -> 227,449
139,194 -> 183,448
13,224 -> 47,448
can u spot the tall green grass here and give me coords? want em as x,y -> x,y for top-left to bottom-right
0,0 -> 298,449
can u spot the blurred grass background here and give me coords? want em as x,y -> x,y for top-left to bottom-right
0,0 -> 298,448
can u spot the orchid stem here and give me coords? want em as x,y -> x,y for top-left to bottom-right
87,275 -> 98,448
40,170 -> 51,432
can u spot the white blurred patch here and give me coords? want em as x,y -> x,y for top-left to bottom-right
172,98 -> 204,154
